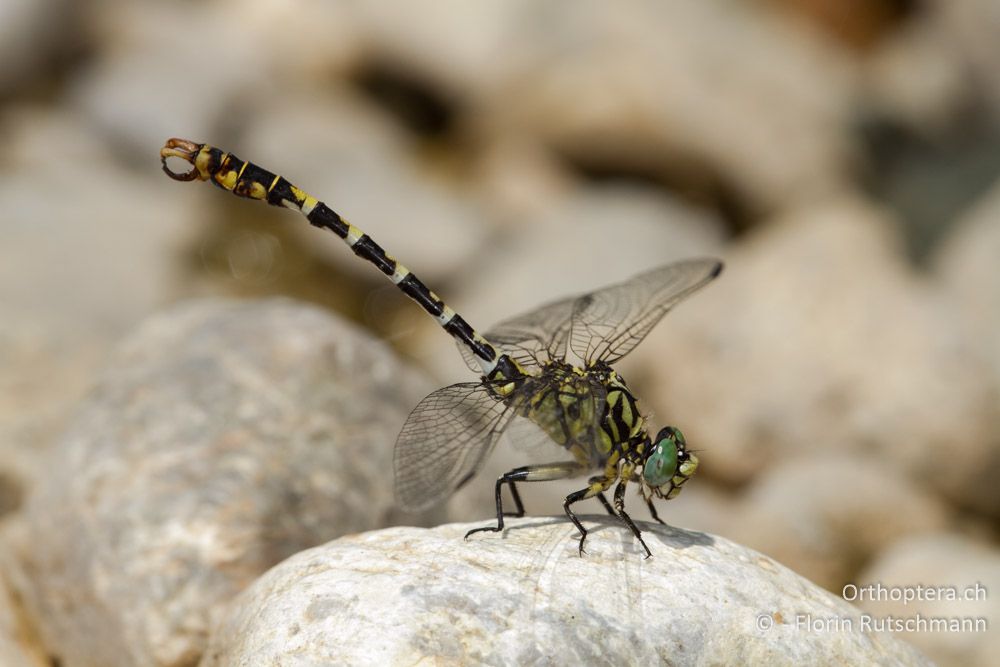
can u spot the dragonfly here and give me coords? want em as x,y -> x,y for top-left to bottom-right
160,138 -> 722,557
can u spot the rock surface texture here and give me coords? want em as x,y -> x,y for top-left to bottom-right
202,520 -> 932,666
9,300 -> 431,667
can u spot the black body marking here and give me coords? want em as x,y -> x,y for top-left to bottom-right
351,235 -> 397,276
307,203 -> 350,238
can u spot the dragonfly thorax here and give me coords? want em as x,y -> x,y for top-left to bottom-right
509,360 -> 647,470
597,364 -> 646,451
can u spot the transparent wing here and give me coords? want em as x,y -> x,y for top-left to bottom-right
458,259 -> 721,372
456,340 -> 483,372
394,382 -> 515,510
570,259 -> 722,364
502,413 -> 563,454
478,295 -> 578,371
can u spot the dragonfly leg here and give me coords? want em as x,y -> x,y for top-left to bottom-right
615,479 -> 651,558
465,462 -> 584,541
564,476 -> 615,556
596,491 -> 615,516
503,478 -> 525,517
645,496 -> 666,525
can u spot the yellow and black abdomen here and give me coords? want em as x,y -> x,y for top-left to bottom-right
160,138 -> 505,376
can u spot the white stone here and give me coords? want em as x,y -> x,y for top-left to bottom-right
203,520 -> 932,666
10,300 -> 433,667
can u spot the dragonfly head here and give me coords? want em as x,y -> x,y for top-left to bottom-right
642,426 -> 698,499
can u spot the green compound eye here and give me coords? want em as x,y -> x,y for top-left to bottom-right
643,427 -> 684,487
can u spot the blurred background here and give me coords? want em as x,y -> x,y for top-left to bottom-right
1,0 -> 998,664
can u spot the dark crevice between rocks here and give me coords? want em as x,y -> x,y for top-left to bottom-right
349,62 -> 459,140
772,0 -> 924,52
855,108 -> 1000,266
555,148 -> 758,239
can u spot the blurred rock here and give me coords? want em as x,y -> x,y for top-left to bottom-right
238,0 -> 362,81
0,106 -> 196,337
473,0 -> 858,215
70,0 -> 360,159
769,0 -> 918,51
348,0 -> 858,215
9,299 -> 432,667
347,0 -> 528,97
0,552 -> 47,667
202,520 -> 931,666
934,0 -> 1000,120
0,106 -> 200,495
865,14 -> 973,133
70,3 -> 254,156
0,311 -> 99,505
936,177 -> 1000,382
648,196 -> 999,515
856,533 -> 1000,667
861,1 -> 1000,264
730,455 -> 950,590
863,0 -> 1000,164
0,0 -> 81,97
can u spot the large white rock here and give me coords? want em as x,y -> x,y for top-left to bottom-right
203,519 -> 931,666
9,299 -> 432,667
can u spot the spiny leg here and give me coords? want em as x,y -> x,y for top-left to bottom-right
563,476 -> 616,556
645,496 -> 666,525
596,492 -> 615,516
465,462 -> 584,540
504,478 -> 526,518
615,480 -> 651,558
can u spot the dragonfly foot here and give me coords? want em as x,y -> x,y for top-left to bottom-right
464,524 -> 502,540
577,535 -> 588,557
